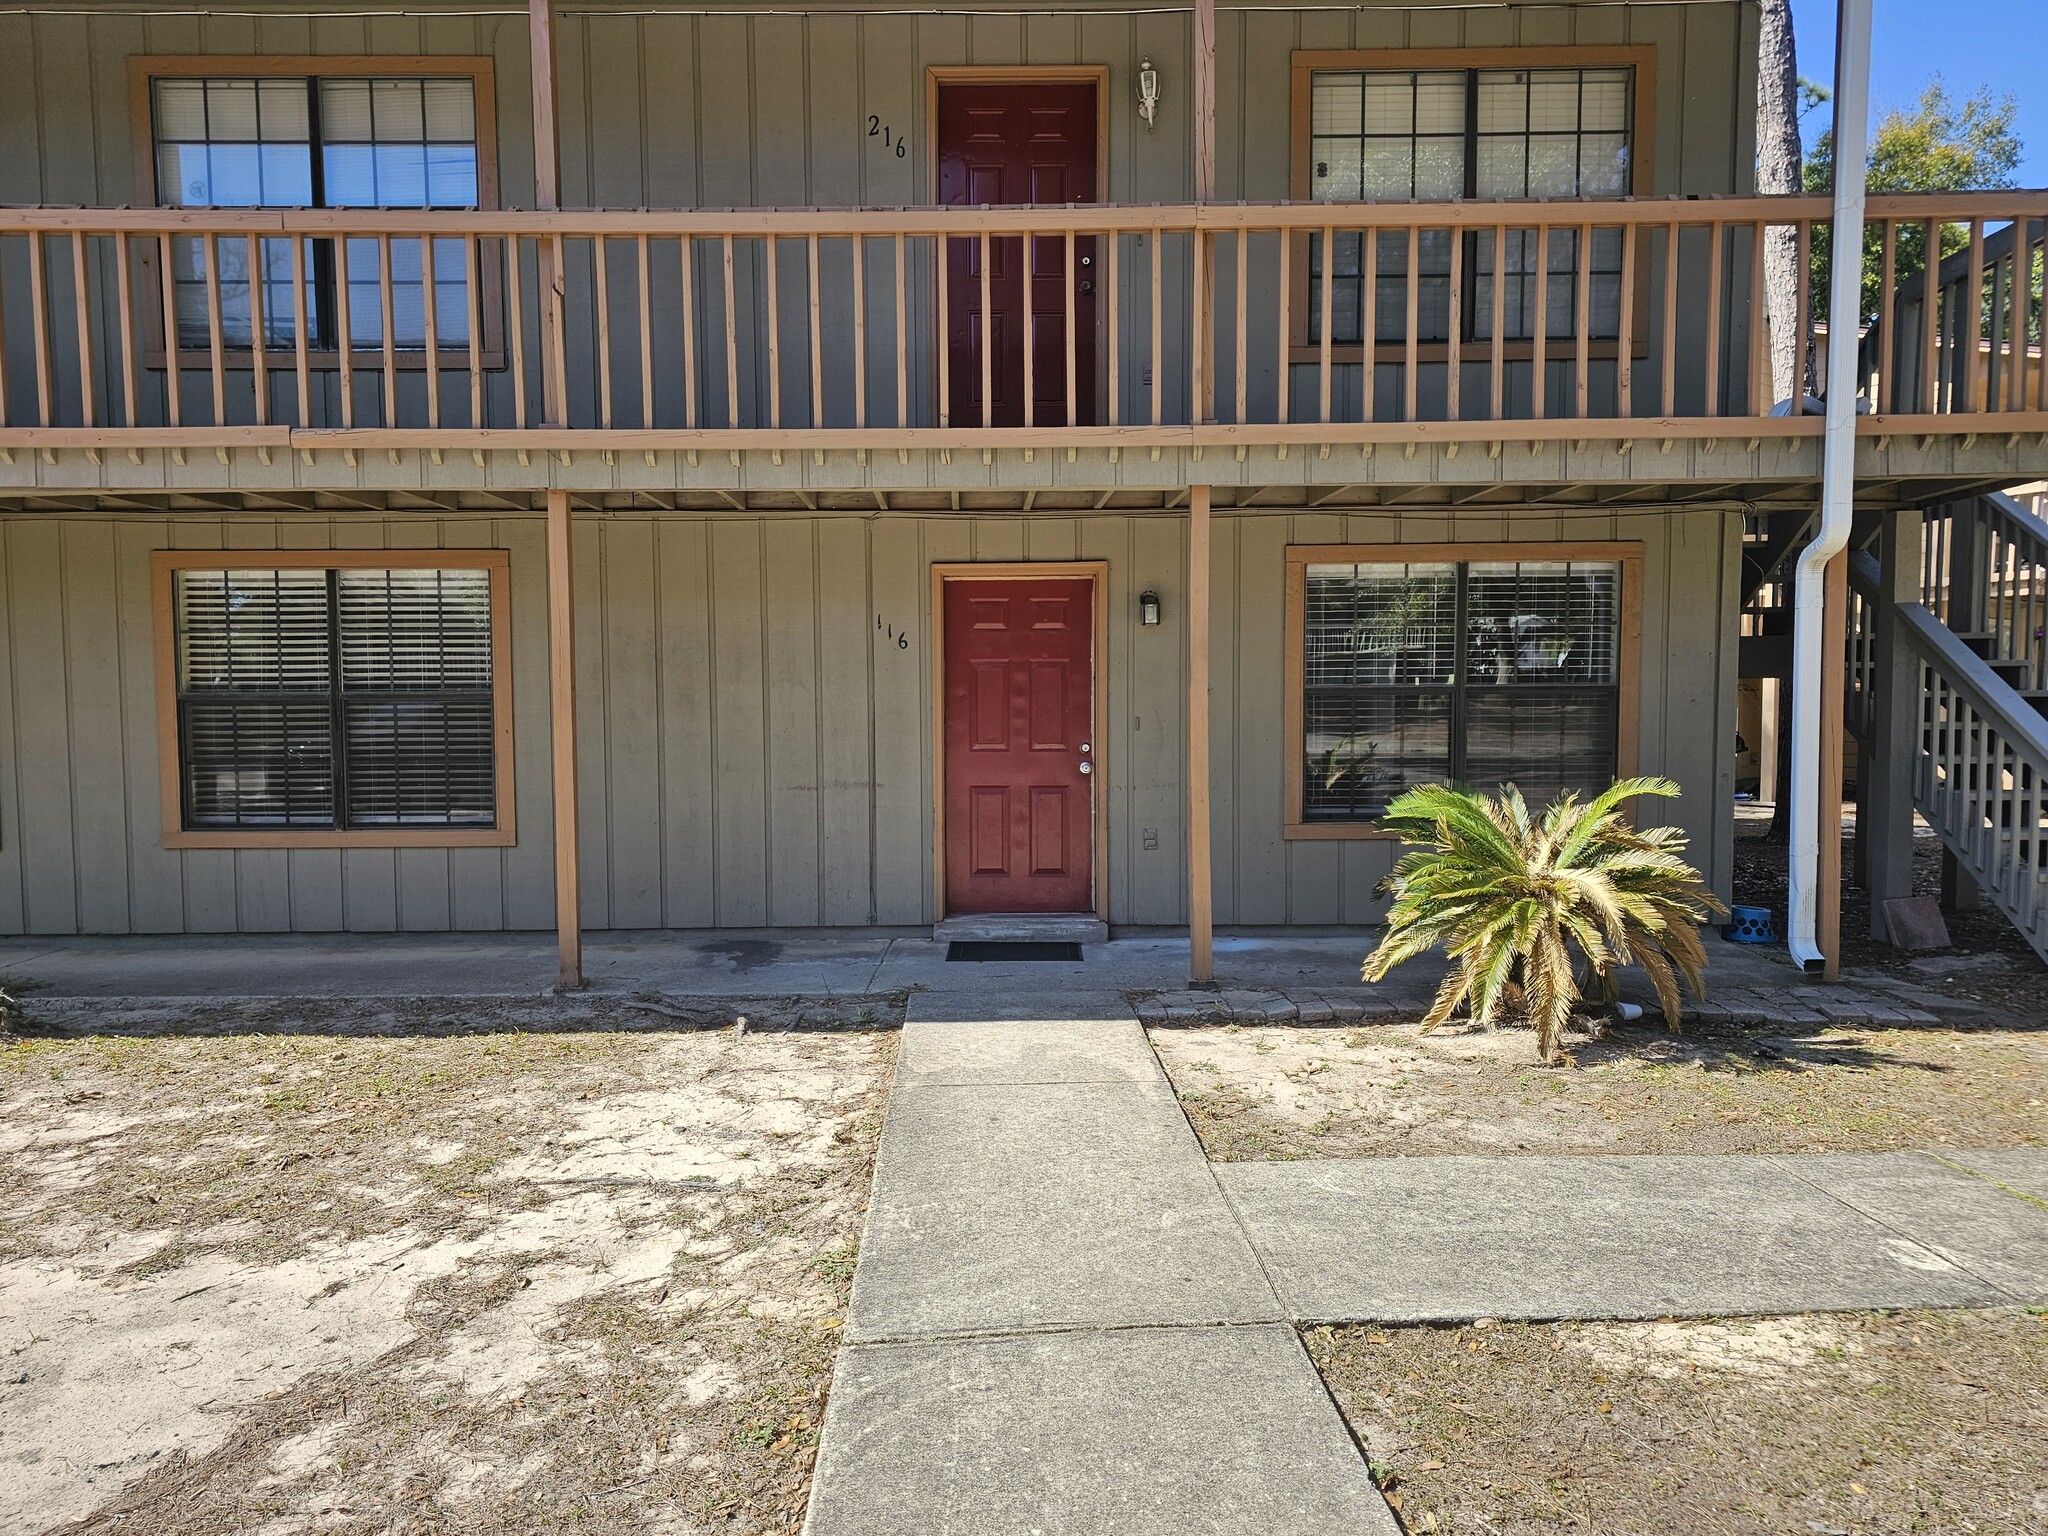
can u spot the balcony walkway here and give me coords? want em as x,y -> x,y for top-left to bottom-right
2,193 -> 2045,510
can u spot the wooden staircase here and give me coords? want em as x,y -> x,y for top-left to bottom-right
1839,491 -> 2048,961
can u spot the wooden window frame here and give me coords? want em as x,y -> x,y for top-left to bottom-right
929,561 -> 1111,923
128,55 -> 505,372
152,549 -> 517,850
1286,46 -> 1657,367
1282,541 -> 1643,841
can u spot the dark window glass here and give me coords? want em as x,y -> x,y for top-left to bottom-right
173,566 -> 496,831
151,74 -> 479,350
1301,559 -> 1621,820
1306,66 -> 1634,348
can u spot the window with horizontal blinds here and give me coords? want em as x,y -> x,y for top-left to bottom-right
1304,65 -> 1634,348
173,566 -> 497,831
1302,560 -> 1621,820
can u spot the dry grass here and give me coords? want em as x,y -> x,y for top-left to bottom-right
1152,1013 -> 2048,1161
1,1002 -> 895,1535
1311,1310 -> 2048,1535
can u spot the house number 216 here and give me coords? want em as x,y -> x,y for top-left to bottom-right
868,116 -> 908,157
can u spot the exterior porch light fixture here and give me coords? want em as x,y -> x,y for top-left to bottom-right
1137,57 -> 1161,129
1139,589 -> 1163,626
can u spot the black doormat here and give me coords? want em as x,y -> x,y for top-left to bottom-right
945,941 -> 1085,962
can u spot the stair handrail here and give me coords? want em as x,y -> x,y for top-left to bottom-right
1854,550 -> 2048,950
1919,491 -> 2048,693
1855,574 -> 2048,762
1975,488 -> 2048,552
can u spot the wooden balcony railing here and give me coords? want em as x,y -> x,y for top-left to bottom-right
1861,210 -> 2046,416
1,193 -> 2042,449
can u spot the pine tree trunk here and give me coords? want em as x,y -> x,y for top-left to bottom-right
1757,0 -> 1804,409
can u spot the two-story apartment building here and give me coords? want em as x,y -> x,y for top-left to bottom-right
2,0 -> 2043,985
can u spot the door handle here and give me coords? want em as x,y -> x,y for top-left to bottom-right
1078,280 -> 1094,294
1079,761 -> 1093,775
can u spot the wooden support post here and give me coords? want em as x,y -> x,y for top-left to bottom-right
529,0 -> 560,211
1188,484 -> 1214,983
1938,501 -> 1987,915
547,489 -> 584,991
1817,548 -> 1847,980
529,0 -> 565,425
1863,508 -> 1924,936
1759,675 -> 1781,807
1188,0 -> 1216,424
1191,0 -> 1216,202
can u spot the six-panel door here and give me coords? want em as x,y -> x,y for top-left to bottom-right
943,576 -> 1095,914
935,80 -> 1100,428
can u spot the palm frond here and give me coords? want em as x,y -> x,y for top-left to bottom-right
1360,776 -> 1719,1062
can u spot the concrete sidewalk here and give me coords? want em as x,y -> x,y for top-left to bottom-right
1221,1149 -> 2048,1324
0,927 -> 1975,1031
803,992 -> 1399,1536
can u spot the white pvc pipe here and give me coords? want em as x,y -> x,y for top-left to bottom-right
1787,0 -> 1873,971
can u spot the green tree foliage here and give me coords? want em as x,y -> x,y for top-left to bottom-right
1361,779 -> 1725,1063
1806,82 -> 2022,326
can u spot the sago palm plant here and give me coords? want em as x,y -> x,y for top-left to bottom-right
1362,777 -> 1727,1062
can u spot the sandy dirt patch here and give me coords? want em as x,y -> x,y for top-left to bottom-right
0,1003 -> 895,1535
1311,1310 -> 2048,1534
1150,1013 -> 2047,1160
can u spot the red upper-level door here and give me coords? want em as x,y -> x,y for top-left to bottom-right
943,577 -> 1095,915
935,80 -> 1099,428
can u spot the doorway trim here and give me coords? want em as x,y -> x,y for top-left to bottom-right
923,65 -> 1112,206
930,561 -> 1111,924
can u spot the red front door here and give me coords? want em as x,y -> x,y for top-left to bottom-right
943,576 -> 1095,915
936,80 -> 1098,427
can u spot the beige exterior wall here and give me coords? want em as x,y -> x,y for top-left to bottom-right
0,506 -> 1740,936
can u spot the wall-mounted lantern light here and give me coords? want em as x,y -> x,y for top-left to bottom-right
1139,589 -> 1163,626
1137,57 -> 1161,129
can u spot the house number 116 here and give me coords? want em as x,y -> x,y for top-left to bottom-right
868,116 -> 908,157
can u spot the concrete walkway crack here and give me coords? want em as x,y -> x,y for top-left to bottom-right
1767,1151 -> 2031,1305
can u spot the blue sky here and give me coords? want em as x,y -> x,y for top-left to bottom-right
1789,0 -> 2048,184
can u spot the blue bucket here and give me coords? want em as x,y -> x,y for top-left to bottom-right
1723,904 -> 1777,944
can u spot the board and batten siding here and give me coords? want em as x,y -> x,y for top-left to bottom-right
0,2 -> 1758,431
0,507 -> 1738,936
0,2 -> 1755,209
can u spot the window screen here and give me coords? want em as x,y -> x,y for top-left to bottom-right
151,74 -> 480,351
1301,559 -> 1621,820
1306,66 -> 1633,348
173,566 -> 497,831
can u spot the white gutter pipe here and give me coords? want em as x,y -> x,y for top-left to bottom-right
1787,0 -> 1873,971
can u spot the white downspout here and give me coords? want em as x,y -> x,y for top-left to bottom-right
1787,0 -> 1874,970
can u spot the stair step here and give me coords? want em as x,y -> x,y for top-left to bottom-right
932,913 -> 1109,945
1950,630 -> 2001,660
